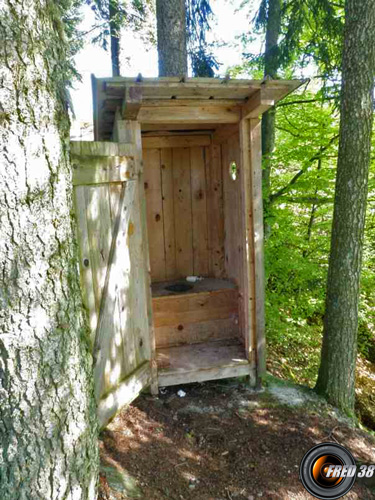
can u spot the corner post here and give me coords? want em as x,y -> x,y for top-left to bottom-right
240,117 -> 266,382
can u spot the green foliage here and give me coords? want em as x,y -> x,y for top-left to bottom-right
84,0 -> 154,51
264,90 -> 375,385
239,0 -> 344,95
232,1 -> 375,425
186,0 -> 220,76
358,208 -> 375,360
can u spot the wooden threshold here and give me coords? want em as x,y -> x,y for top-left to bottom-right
156,339 -> 253,387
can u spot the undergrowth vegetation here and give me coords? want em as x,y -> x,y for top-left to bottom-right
264,90 -> 375,427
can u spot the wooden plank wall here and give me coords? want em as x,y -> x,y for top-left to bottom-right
153,289 -> 239,348
221,129 -> 247,347
222,132 -> 243,286
72,139 -> 156,425
143,137 -> 225,282
206,145 -> 225,277
173,147 -> 194,276
74,181 -> 151,397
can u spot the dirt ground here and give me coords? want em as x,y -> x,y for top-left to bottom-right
98,379 -> 375,500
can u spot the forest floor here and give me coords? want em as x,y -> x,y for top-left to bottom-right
267,341 -> 375,431
98,377 -> 375,500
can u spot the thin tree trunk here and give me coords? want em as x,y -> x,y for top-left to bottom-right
109,0 -> 120,76
262,0 -> 281,202
303,156 -> 322,256
315,0 -> 375,412
156,0 -> 188,77
0,1 -> 99,498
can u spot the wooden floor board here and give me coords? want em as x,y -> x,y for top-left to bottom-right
156,339 -> 251,387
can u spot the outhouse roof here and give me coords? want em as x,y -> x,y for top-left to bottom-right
92,75 -> 304,141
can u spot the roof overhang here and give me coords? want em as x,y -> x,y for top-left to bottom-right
92,75 -> 304,141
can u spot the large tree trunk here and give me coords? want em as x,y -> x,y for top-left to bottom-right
262,0 -> 281,202
109,0 -> 120,76
156,0 -> 188,77
315,0 -> 375,412
0,1 -> 99,498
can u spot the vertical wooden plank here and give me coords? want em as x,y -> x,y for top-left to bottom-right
108,184 -> 122,223
93,182 -> 134,399
233,136 -> 245,343
143,148 -> 166,282
117,119 -> 158,395
94,179 -> 155,399
249,118 -> 265,377
74,186 -> 98,345
239,118 -> 265,378
117,182 -> 136,379
122,180 -> 149,371
223,138 -> 234,280
222,133 -> 243,285
173,147 -> 194,277
206,144 -> 225,278
190,146 -> 209,275
222,133 -> 245,345
160,148 -> 177,279
108,181 -> 144,381
85,184 -> 113,315
239,119 -> 252,361
132,121 -> 159,395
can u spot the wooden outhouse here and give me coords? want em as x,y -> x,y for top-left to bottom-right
71,76 -> 301,426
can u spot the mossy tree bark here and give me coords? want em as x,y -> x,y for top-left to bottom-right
315,0 -> 375,412
0,0 -> 99,498
262,0 -> 281,204
156,0 -> 187,77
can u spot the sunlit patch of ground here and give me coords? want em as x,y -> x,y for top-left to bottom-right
98,379 -> 375,500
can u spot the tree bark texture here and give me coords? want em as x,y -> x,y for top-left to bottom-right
109,0 -> 120,77
156,0 -> 188,77
0,1 -> 99,498
315,0 -> 375,412
262,0 -> 281,200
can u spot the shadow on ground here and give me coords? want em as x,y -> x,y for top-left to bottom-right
99,379 -> 375,500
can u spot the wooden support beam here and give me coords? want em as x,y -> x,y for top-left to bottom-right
138,105 -> 241,124
142,135 -> 211,149
71,140 -> 134,157
70,141 -> 137,185
239,118 -> 265,378
122,86 -> 142,119
141,123 -> 216,132
140,99 -> 242,108
71,156 -> 137,185
241,89 -> 275,119
249,119 -> 266,377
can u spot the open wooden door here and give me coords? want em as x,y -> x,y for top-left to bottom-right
70,141 -> 156,428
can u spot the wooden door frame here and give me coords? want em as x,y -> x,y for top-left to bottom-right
239,118 -> 266,382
